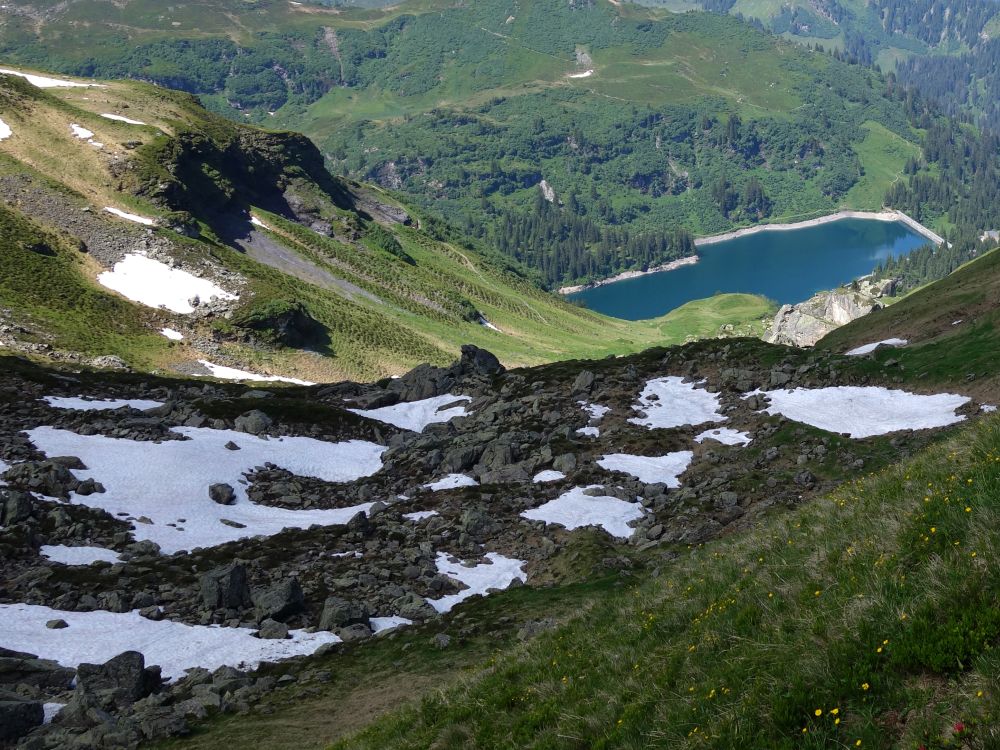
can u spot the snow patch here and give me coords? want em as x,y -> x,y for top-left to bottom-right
160,328 -> 184,341
0,117 -> 11,140
26,425 -> 384,554
578,401 -> 610,421
43,703 -> 64,724
982,404 -> 997,414
402,510 -> 438,521
103,207 -> 156,227
597,452 -> 693,487
69,123 -> 94,139
630,377 -> 725,429
98,254 -> 235,313
349,394 -> 471,432
370,616 -> 413,633
532,470 -> 566,483
424,474 -> 478,492
477,316 -> 500,332
40,545 -> 122,566
576,426 -> 600,438
427,552 -> 527,613
44,396 -> 163,412
568,69 -> 594,78
197,360 -> 314,386
695,427 -> 753,446
100,113 -> 146,125
0,68 -> 98,88
0,603 -> 338,681
522,485 -> 645,539
250,215 -> 270,230
751,386 -> 970,438
845,338 -> 908,356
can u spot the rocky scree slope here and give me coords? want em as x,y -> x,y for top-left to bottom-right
0,330 -> 992,748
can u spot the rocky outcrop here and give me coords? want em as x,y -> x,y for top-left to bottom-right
765,277 -> 898,347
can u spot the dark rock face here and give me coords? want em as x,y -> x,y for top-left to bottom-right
0,694 -> 44,742
253,579 -> 304,622
232,301 -> 327,349
75,651 -> 161,707
0,650 -> 74,690
200,563 -> 252,610
459,345 -> 504,377
208,483 -> 236,505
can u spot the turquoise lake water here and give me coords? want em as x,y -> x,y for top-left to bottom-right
567,218 -> 929,321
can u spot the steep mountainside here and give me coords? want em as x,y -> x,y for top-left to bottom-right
0,0 -> 943,285
0,67 -> 774,381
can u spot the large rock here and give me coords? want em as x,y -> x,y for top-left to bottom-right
253,578 -> 304,622
200,562 -> 252,610
458,345 -> 504,376
0,489 -> 34,525
233,410 -> 272,435
0,694 -> 44,742
318,597 -> 369,631
2,460 -> 80,499
75,651 -> 161,707
0,649 -> 75,690
208,483 -> 236,505
764,286 -> 885,347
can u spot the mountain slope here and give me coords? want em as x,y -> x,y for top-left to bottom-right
0,0 -> 935,285
0,67 -> 772,381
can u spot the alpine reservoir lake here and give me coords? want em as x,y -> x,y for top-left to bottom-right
567,217 -> 929,320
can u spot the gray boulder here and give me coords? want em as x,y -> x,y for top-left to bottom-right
200,563 -> 252,610
0,694 -> 44,742
253,578 -> 304,622
319,597 -> 369,631
75,651 -> 161,707
208,483 -> 236,505
233,410 -> 272,435
257,619 -> 289,640
2,460 -> 80,499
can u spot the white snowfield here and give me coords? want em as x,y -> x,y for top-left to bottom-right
0,117 -> 11,140
0,68 -> 98,88
402,510 -> 438,521
424,473 -> 478,492
845,338 -> 909,356
522,485 -> 645,539
630,376 -> 726,429
39,545 -> 122,566
160,328 -> 184,341
0,603 -> 339,681
568,69 -> 594,78
695,427 -> 753,446
576,426 -> 600,438
532,470 -> 566,483
69,123 -> 94,140
427,552 -> 527,613
103,207 -> 156,227
578,401 -> 611,421
370,616 -> 413,633
349,394 -> 471,432
100,113 -> 146,125
98,254 -> 236,314
250,215 -> 270,229
26,425 -> 385,554
752,386 -> 970,439
44,396 -> 163,412
597,451 -> 694,487
196,360 -> 314,386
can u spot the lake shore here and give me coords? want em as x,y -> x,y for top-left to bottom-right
557,255 -> 698,295
557,210 -> 944,295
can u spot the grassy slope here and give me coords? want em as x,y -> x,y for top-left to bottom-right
0,68 -> 773,380
326,413 -> 1000,750
818,246 -> 1000,395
